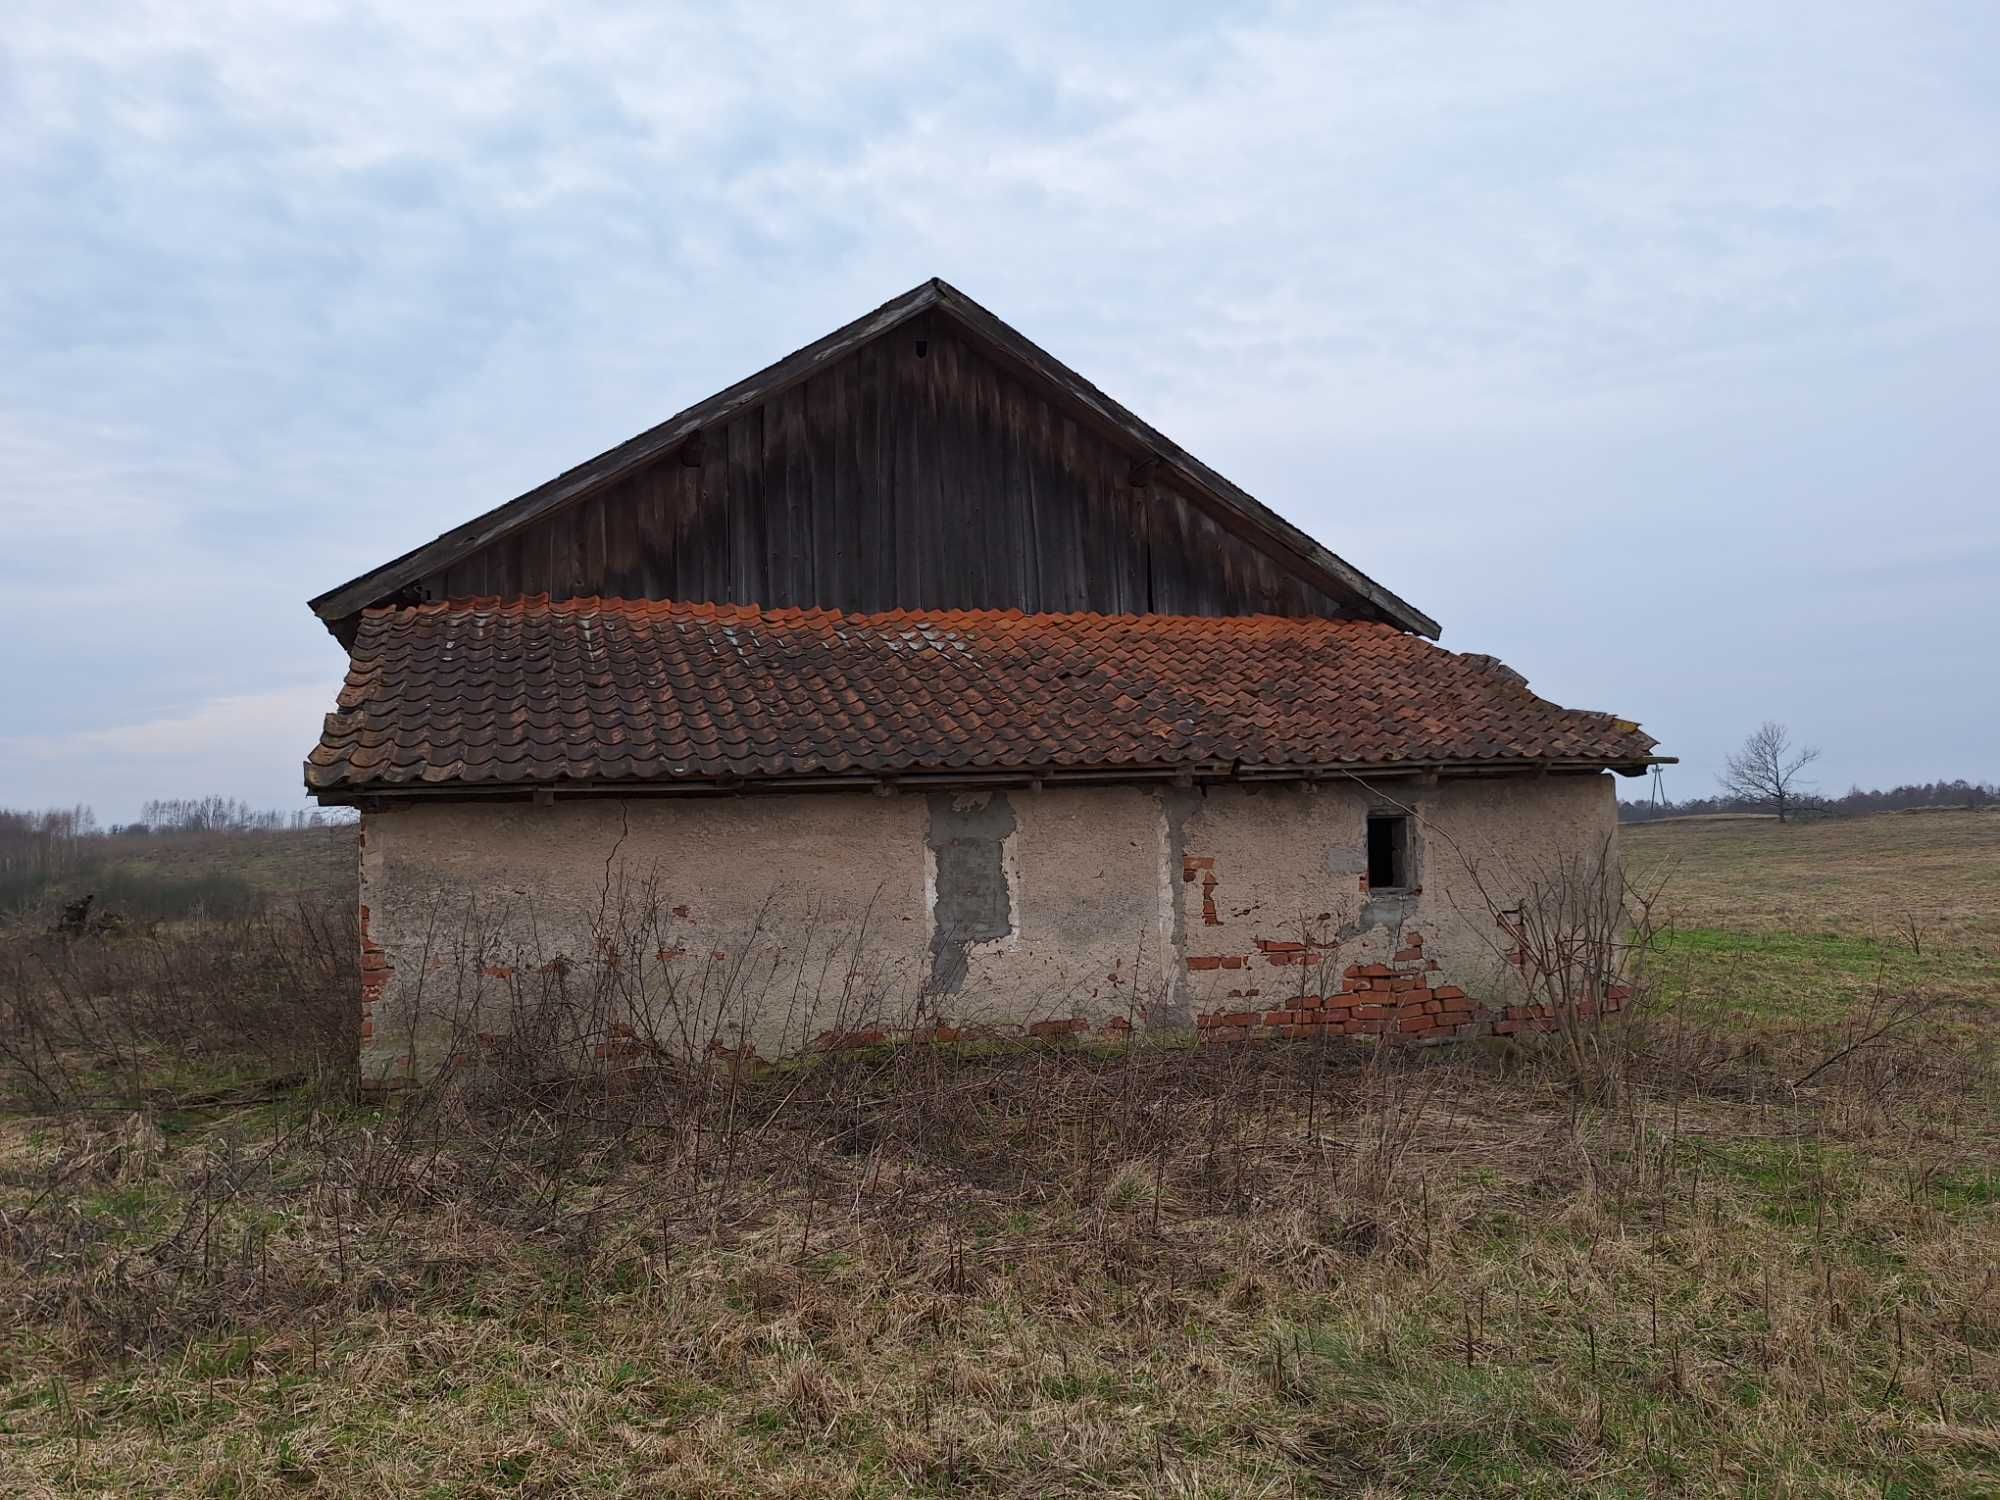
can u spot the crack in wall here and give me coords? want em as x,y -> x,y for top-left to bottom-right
1154,788 -> 1198,1027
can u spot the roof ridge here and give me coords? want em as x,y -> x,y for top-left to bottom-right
369,595 -> 1415,636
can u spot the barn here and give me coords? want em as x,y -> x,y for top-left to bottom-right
305,279 -> 1665,1082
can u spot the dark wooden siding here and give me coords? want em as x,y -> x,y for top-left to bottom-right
424,312 -> 1353,620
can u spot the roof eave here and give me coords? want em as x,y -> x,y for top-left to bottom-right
308,754 -> 1673,806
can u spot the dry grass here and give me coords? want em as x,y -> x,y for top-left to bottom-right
1,823 -> 1997,1498
2,1039 -> 1994,1498
90,825 -> 356,907
1626,811 -> 2000,950
1627,813 -> 2000,1026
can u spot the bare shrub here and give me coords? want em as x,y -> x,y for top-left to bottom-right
1469,837 -> 1666,1093
0,901 -> 356,1110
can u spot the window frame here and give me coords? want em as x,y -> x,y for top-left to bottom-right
1365,812 -> 1411,891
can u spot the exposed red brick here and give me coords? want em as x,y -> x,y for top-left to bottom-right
709,1036 -> 759,1064
1028,1018 -> 1088,1039
357,901 -> 393,1026
1265,951 -> 1307,967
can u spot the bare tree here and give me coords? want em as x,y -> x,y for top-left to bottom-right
1719,721 -> 1819,822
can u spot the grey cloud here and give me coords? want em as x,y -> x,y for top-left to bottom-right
2,1 -> 1995,819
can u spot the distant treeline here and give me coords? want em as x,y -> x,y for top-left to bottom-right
0,799 -> 355,917
127,796 -> 348,836
1620,778 -> 1996,824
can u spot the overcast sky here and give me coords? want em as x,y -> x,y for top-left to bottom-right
4,2 -> 1996,822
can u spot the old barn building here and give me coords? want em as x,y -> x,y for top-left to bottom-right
306,279 -> 1663,1081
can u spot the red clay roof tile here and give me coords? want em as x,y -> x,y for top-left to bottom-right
306,597 -> 1660,794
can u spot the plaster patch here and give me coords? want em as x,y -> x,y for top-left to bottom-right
925,792 -> 1019,993
1325,846 -> 1367,876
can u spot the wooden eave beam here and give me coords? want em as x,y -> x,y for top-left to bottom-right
314,755 -> 1674,808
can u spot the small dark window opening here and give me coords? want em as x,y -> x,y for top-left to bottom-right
1366,814 -> 1409,889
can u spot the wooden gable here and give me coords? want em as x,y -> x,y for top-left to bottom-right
310,281 -> 1437,645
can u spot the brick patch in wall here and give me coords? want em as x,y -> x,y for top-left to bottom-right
1186,953 -> 1252,971
1255,936 -> 1339,968
358,902 -> 392,1046
1182,855 -> 1222,925
1192,930 -> 1630,1047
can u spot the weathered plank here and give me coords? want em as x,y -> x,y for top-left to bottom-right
389,300 -> 1381,630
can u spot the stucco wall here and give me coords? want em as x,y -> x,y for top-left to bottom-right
355,773 -> 1619,1081
1171,777 -> 1618,1031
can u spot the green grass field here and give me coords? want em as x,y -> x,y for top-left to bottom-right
2,815 -> 1996,1498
